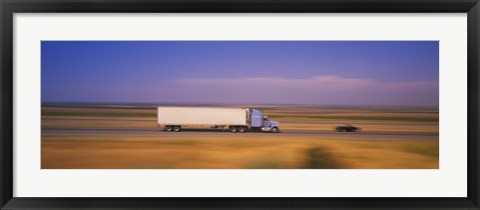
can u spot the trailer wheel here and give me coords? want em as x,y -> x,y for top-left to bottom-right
173,126 -> 181,132
230,126 -> 237,133
165,126 -> 173,132
238,127 -> 246,133
271,127 -> 280,133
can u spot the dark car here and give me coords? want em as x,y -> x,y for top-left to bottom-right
336,125 -> 360,132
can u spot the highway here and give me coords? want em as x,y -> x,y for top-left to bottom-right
42,126 -> 438,142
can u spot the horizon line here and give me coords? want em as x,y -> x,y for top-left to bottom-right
41,101 -> 439,109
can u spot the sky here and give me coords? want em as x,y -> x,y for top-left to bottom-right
41,41 -> 439,106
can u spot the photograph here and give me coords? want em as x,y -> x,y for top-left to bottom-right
41,41 -> 439,169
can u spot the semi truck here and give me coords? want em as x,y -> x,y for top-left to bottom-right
157,107 -> 280,133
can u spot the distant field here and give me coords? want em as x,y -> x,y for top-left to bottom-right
41,104 -> 439,169
42,105 -> 438,121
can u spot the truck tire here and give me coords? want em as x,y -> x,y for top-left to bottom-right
271,127 -> 280,133
165,126 -> 173,132
238,126 -> 246,133
173,126 -> 181,132
230,126 -> 237,133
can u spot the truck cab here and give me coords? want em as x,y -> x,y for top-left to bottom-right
250,109 -> 280,133
262,116 -> 280,133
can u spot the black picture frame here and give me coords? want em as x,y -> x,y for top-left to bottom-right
1,0 -> 479,209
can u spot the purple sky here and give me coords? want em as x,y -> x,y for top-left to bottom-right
41,41 -> 439,106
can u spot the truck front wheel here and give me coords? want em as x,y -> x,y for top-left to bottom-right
271,127 -> 280,133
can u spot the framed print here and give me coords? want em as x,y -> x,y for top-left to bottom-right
1,0 -> 479,209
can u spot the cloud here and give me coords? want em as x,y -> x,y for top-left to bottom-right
163,75 -> 438,106
178,75 -> 374,91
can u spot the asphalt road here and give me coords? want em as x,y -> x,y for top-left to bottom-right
42,126 -> 438,142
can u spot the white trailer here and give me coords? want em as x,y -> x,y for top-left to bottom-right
157,106 -> 280,133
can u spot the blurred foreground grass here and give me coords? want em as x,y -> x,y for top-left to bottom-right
42,137 -> 438,169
